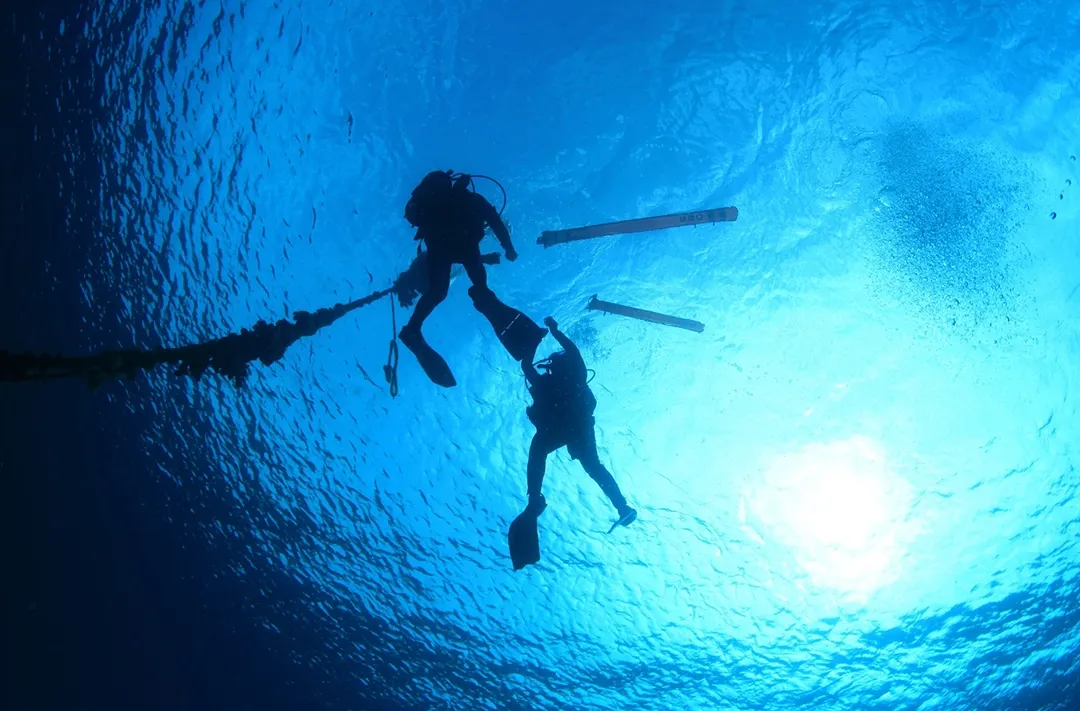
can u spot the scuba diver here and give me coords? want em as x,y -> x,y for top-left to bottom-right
508,316 -> 637,571
398,170 -> 546,388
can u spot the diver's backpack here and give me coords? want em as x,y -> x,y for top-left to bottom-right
526,375 -> 597,430
404,170 -> 455,229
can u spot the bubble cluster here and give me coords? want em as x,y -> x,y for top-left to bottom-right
867,121 -> 1029,330
1052,160 -> 1073,219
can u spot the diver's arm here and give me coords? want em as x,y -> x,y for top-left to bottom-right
521,327 -> 543,384
479,197 -> 517,259
521,358 -> 541,386
392,250 -> 427,307
544,318 -> 586,376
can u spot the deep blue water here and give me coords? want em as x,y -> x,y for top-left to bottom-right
3,1 -> 1079,710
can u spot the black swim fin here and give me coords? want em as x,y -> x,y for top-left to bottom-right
469,287 -> 547,362
508,496 -> 547,571
607,506 -> 638,534
498,314 -> 547,362
399,326 -> 456,388
508,512 -> 540,571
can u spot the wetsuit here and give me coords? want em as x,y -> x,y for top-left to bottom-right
405,187 -> 514,331
522,329 -> 629,513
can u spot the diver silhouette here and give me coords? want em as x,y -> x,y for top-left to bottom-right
398,170 -> 545,388
508,316 -> 637,570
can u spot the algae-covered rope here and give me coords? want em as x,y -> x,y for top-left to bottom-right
0,286 -> 393,388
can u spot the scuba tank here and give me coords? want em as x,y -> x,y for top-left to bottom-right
404,170 -> 508,229
526,351 -> 597,428
404,170 -> 455,228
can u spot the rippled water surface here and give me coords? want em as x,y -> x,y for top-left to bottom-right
16,0 -> 1080,708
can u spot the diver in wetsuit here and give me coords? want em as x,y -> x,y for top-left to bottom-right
507,316 -> 637,570
399,170 -> 545,387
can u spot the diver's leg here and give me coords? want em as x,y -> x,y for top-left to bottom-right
570,424 -> 633,517
509,432 -> 555,571
526,433 -> 557,506
461,249 -> 489,290
404,253 -> 451,331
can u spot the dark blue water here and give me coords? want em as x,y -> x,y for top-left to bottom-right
4,1 -> 1079,710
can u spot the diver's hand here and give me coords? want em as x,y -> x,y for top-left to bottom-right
505,247 -> 518,262
543,316 -> 557,331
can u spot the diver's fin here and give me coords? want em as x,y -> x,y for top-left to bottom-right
607,507 -> 638,534
469,287 -> 547,361
508,511 -> 541,570
508,496 -> 547,571
498,314 -> 547,362
399,327 -> 456,388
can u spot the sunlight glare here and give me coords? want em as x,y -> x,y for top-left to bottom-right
744,436 -> 917,599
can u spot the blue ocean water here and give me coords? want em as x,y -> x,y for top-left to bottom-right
4,0 -> 1080,709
